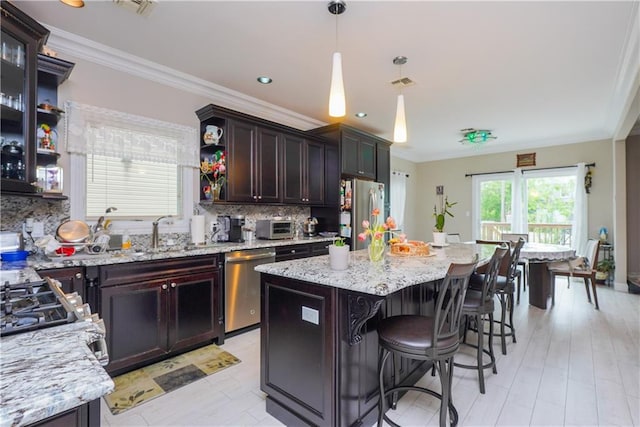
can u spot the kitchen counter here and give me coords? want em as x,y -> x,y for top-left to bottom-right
258,242 -> 496,426
24,236 -> 335,271
256,242 -> 494,296
0,321 -> 114,427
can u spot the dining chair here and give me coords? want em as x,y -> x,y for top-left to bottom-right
377,260 -> 477,427
455,244 -> 508,394
501,233 -> 529,304
446,233 -> 461,243
548,239 -> 601,309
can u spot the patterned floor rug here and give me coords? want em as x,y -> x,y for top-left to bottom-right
104,344 -> 241,415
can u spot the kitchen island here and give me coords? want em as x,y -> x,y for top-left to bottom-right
256,243 -> 494,427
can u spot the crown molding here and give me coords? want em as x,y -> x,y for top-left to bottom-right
43,24 -> 326,131
606,1 -> 640,137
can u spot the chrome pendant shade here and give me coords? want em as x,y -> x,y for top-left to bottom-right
328,1 -> 346,118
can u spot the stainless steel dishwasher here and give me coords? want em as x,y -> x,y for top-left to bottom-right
225,247 -> 275,333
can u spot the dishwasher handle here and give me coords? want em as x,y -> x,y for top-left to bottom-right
226,251 -> 276,263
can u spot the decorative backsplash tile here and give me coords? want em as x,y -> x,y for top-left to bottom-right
0,196 -> 313,249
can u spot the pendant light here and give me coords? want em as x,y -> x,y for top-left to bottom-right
59,0 -> 85,7
328,1 -> 346,117
393,56 -> 408,143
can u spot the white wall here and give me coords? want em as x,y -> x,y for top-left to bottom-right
412,140 -> 614,245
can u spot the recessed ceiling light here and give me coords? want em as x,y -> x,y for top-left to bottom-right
257,76 -> 272,84
355,112 -> 367,118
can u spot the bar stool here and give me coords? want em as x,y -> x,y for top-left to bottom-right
377,261 -> 477,427
455,244 -> 508,394
472,238 -> 524,355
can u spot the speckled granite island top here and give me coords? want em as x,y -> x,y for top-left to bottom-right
0,322 -> 114,427
256,242 -> 496,296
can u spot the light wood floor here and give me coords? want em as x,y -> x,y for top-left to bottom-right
101,279 -> 640,426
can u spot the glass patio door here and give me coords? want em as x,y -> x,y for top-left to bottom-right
473,168 -> 578,245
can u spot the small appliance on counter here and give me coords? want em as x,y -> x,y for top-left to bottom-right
256,219 -> 294,240
216,215 -> 245,243
303,217 -> 318,237
228,215 -> 245,243
213,216 -> 230,242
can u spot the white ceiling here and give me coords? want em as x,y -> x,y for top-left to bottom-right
12,0 -> 640,162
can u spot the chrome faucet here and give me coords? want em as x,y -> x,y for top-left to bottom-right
151,215 -> 172,249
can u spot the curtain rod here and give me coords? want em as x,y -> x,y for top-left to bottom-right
392,171 -> 410,177
465,162 -> 595,178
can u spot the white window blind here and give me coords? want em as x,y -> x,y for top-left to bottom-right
87,154 -> 179,218
65,101 -> 198,224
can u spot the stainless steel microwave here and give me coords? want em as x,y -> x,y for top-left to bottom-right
256,219 -> 294,240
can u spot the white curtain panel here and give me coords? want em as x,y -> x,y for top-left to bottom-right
390,171 -> 408,230
571,162 -> 588,255
64,101 -> 199,167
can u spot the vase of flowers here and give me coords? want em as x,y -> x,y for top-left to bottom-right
329,237 -> 350,270
433,194 -> 456,245
200,150 -> 226,201
358,208 -> 403,263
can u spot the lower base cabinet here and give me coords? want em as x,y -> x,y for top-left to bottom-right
87,255 -> 223,376
26,399 -> 100,427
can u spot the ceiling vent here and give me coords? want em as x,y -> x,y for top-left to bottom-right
391,77 -> 415,87
113,0 -> 156,16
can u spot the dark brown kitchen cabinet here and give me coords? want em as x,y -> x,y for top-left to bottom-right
1,1 -> 47,195
27,399 -> 100,427
309,123 -> 382,180
208,117 -> 280,204
282,134 -> 325,205
88,255 -> 222,376
342,130 -> 376,179
275,241 -> 330,262
38,266 -> 85,299
1,2 -> 73,198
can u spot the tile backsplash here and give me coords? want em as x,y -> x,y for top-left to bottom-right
0,195 -> 313,249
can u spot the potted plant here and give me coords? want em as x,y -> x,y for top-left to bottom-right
596,258 -> 614,282
433,195 -> 456,246
329,237 -> 350,270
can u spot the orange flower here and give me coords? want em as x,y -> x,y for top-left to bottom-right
358,209 -> 403,243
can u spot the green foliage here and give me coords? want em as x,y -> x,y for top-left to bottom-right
333,237 -> 346,247
433,196 -> 457,232
597,258 -> 615,272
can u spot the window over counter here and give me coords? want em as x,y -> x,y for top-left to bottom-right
67,101 -> 198,233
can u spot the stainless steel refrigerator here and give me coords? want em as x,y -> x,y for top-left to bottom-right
339,179 -> 385,250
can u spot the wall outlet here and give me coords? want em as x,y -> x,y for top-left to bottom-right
23,221 -> 45,238
302,306 -> 319,325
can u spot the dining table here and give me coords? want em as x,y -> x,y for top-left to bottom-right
520,242 -> 576,309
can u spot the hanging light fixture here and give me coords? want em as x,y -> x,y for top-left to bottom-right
328,0 -> 346,117
393,56 -> 408,143
59,0 -> 85,7
459,128 -> 497,144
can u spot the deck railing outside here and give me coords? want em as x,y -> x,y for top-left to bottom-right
481,222 -> 572,246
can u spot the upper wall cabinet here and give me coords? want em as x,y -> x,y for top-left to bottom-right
282,134 -> 325,205
196,104 -> 331,206
0,1 -> 74,198
1,1 -> 48,195
309,123 -> 391,182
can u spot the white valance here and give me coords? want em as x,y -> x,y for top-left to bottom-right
64,101 -> 199,167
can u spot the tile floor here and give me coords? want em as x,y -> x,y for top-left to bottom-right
101,280 -> 640,426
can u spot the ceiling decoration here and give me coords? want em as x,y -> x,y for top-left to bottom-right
392,56 -> 408,143
327,0 -> 346,118
459,128 -> 497,145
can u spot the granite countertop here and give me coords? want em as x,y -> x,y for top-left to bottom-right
0,322 -> 114,427
256,243 -> 497,296
20,236 -> 335,271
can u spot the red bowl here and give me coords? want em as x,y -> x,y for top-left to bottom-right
55,247 -> 76,257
